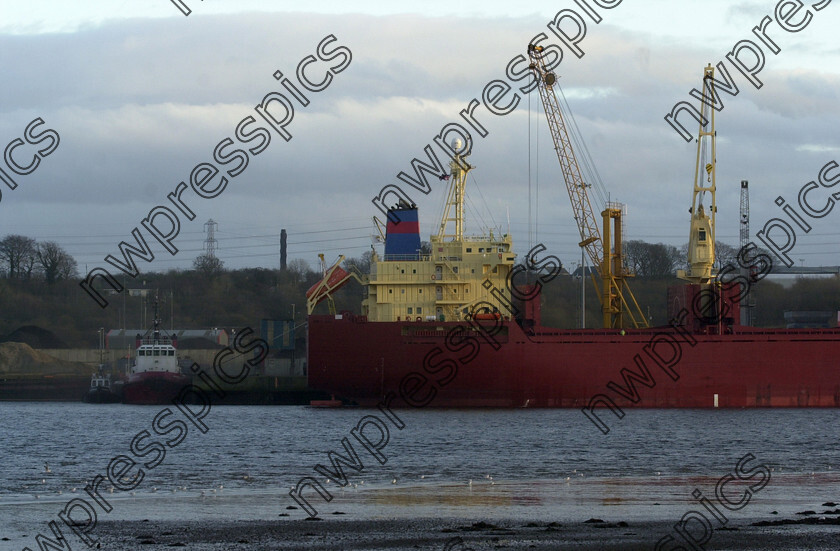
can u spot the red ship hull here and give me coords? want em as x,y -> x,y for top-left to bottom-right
122,371 -> 190,405
307,314 -> 840,409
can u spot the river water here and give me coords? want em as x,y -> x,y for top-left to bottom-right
0,403 -> 838,549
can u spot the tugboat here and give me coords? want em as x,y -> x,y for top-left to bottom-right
83,368 -> 123,403
83,328 -> 123,403
122,296 -> 189,405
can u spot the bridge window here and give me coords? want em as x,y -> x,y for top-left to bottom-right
407,307 -> 413,315
699,229 -> 706,242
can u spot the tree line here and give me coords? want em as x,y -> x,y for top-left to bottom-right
1,232 -> 833,346
621,240 -> 741,278
0,235 -> 78,284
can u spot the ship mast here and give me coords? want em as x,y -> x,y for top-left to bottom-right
436,139 -> 472,241
152,295 -> 161,344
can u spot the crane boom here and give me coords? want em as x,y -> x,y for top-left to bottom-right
527,46 -> 603,269
679,64 -> 717,284
527,44 -> 647,329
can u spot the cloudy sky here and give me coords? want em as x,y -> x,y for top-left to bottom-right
1,0 -> 838,279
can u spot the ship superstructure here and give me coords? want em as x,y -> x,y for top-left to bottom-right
362,144 -> 515,323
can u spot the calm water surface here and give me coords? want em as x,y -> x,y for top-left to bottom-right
1,404 -> 838,548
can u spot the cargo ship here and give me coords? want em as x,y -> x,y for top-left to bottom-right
306,54 -> 840,410
122,298 -> 189,405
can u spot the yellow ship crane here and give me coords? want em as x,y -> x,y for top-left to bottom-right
677,64 -> 717,284
527,44 -> 647,329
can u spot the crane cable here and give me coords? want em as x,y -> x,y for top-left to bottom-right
557,85 -> 610,210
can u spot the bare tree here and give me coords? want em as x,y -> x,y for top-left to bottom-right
624,240 -> 681,278
714,241 -> 739,272
36,241 -> 78,284
287,258 -> 311,282
345,250 -> 374,275
0,235 -> 36,279
193,253 -> 225,276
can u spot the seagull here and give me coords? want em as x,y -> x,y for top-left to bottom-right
391,478 -> 397,484
44,463 -> 51,474
420,475 -> 425,479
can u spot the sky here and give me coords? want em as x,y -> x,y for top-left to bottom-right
1,0 -> 839,281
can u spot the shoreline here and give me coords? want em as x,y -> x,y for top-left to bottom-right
83,516 -> 840,550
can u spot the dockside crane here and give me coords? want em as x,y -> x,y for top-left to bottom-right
527,44 -> 648,329
678,64 -> 717,284
739,180 -> 752,325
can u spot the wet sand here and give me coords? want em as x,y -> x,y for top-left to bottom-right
5,475 -> 839,550
90,515 -> 840,550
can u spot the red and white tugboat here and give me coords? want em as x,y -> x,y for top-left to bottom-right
122,297 -> 188,405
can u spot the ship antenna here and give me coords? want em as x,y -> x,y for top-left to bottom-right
152,295 -> 161,344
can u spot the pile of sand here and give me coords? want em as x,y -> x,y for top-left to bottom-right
0,342 -> 90,378
0,325 -> 68,348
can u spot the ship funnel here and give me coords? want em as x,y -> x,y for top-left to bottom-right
384,205 -> 421,260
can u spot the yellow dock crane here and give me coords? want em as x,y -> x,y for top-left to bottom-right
527,44 -> 648,329
677,64 -> 717,284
